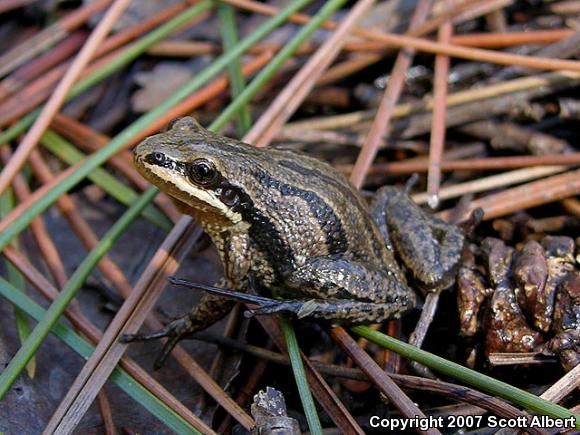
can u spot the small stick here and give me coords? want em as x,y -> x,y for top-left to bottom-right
540,364 -> 580,404
427,0 -> 454,208
0,148 -> 68,288
409,292 -> 440,378
488,353 -> 557,366
458,120 -> 572,155
96,392 -> 118,435
146,28 -> 575,58
450,29 -> 574,48
411,166 -> 568,205
360,153 -> 580,176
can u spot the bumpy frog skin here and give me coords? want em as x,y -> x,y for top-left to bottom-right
122,117 -> 464,368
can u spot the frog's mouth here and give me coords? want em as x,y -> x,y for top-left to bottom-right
135,154 -> 245,226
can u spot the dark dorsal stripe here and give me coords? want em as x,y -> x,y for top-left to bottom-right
279,158 -> 385,259
252,168 -> 348,255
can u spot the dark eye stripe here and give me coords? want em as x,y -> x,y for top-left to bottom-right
145,153 -> 187,175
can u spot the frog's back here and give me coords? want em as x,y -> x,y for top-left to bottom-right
241,147 -> 395,271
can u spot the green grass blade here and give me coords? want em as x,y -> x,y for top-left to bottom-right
41,130 -> 172,231
352,325 -> 580,428
0,1 -> 214,146
280,316 -> 322,435
0,188 -> 158,398
211,0 -> 349,132
217,2 -> 252,135
0,276 -> 200,434
0,188 -> 36,379
0,0 -> 313,252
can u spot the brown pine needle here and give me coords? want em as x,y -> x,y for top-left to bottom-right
330,326 -> 442,434
540,364 -> 580,404
427,0 -> 453,208
351,0 -> 434,188
1,246 -> 213,433
0,0 -> 133,197
244,0 -> 378,146
438,168 -> 580,222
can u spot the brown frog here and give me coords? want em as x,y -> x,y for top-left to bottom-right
122,117 -> 465,367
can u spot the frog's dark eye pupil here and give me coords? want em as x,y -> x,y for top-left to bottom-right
189,159 -> 217,185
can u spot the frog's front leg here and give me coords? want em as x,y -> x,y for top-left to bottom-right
121,281 -> 240,368
121,232 -> 250,368
251,257 -> 416,323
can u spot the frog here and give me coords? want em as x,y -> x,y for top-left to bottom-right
121,117 -> 465,368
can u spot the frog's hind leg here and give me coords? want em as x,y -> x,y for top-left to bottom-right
246,297 -> 412,323
261,257 -> 417,323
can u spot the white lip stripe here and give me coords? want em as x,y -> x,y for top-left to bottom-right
144,162 -> 243,224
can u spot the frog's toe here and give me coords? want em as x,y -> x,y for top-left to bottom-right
244,300 -> 306,317
120,316 -> 195,369
120,329 -> 170,343
153,334 -> 183,370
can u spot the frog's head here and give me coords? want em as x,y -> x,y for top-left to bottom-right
134,117 -> 264,229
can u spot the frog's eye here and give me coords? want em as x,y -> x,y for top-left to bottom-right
148,152 -> 167,165
188,159 -> 218,186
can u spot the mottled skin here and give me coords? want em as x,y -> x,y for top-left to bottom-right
122,117 -> 462,367
373,185 -> 465,292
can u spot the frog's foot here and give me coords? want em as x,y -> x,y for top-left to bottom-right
404,173 -> 420,194
459,207 -> 484,235
120,315 -> 195,369
245,299 -> 313,318
247,298 -> 411,323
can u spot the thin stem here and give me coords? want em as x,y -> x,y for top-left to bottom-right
0,188 -> 35,379
280,316 -> 323,435
217,2 -> 252,135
